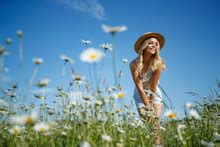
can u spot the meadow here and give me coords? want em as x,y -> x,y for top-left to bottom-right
0,27 -> 219,147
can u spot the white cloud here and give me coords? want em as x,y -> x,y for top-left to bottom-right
57,0 -> 106,20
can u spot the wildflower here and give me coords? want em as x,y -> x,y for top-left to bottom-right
64,125 -> 73,130
213,132 -> 220,142
0,108 -> 8,114
34,122 -> 50,133
17,30 -> 23,38
117,128 -> 125,134
9,126 -> 23,135
108,86 -> 117,93
122,58 -> 128,64
0,45 -> 8,56
117,108 -> 123,113
177,124 -> 186,131
101,24 -> 127,35
33,58 -> 43,65
61,131 -> 67,136
116,91 -> 125,99
101,134 -> 112,142
200,140 -> 215,147
6,37 -> 12,45
185,102 -> 193,109
60,54 -> 74,64
165,110 -> 177,119
81,39 -> 92,45
189,109 -> 201,120
22,112 -> 38,125
80,48 -> 104,63
72,74 -> 86,85
80,141 -> 91,147
95,100 -> 102,106
100,43 -> 113,51
159,126 -> 166,131
36,78 -> 50,87
83,95 -> 90,101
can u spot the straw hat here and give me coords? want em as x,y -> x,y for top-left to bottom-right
134,32 -> 165,53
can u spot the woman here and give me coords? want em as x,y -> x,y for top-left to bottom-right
130,32 -> 166,146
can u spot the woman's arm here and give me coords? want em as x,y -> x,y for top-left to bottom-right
130,60 -> 151,107
149,61 -> 163,103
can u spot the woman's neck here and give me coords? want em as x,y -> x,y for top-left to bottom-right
143,54 -> 152,65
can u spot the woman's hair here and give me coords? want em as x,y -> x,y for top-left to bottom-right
136,38 -> 166,77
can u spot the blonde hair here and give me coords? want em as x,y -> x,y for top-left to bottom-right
136,38 -> 166,77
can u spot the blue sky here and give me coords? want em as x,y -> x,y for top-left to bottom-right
0,0 -> 219,115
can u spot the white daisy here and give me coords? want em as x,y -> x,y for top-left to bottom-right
185,102 -> 193,109
34,122 -> 50,133
81,39 -> 92,45
33,58 -> 43,65
165,110 -> 177,119
22,112 -> 38,125
17,30 -> 23,38
60,54 -> 74,63
101,24 -> 127,34
122,58 -> 128,64
80,141 -> 91,147
100,43 -> 113,51
101,134 -> 112,142
95,100 -> 102,106
6,37 -> 12,45
0,45 -> 8,56
9,125 -> 23,135
80,48 -> 104,63
189,109 -> 201,120
36,78 -> 50,87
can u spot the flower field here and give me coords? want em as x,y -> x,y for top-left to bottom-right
0,27 -> 219,147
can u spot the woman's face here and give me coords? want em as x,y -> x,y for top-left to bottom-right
145,38 -> 159,55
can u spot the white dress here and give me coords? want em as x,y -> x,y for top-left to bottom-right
133,59 -> 163,109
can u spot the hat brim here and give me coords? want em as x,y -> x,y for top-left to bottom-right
134,32 -> 165,54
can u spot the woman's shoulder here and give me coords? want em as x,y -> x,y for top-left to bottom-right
130,57 -> 139,69
157,57 -> 166,70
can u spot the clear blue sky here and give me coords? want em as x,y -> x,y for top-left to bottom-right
0,0 -> 219,115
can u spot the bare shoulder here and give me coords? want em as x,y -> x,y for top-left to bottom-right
129,58 -> 138,70
157,58 -> 166,71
